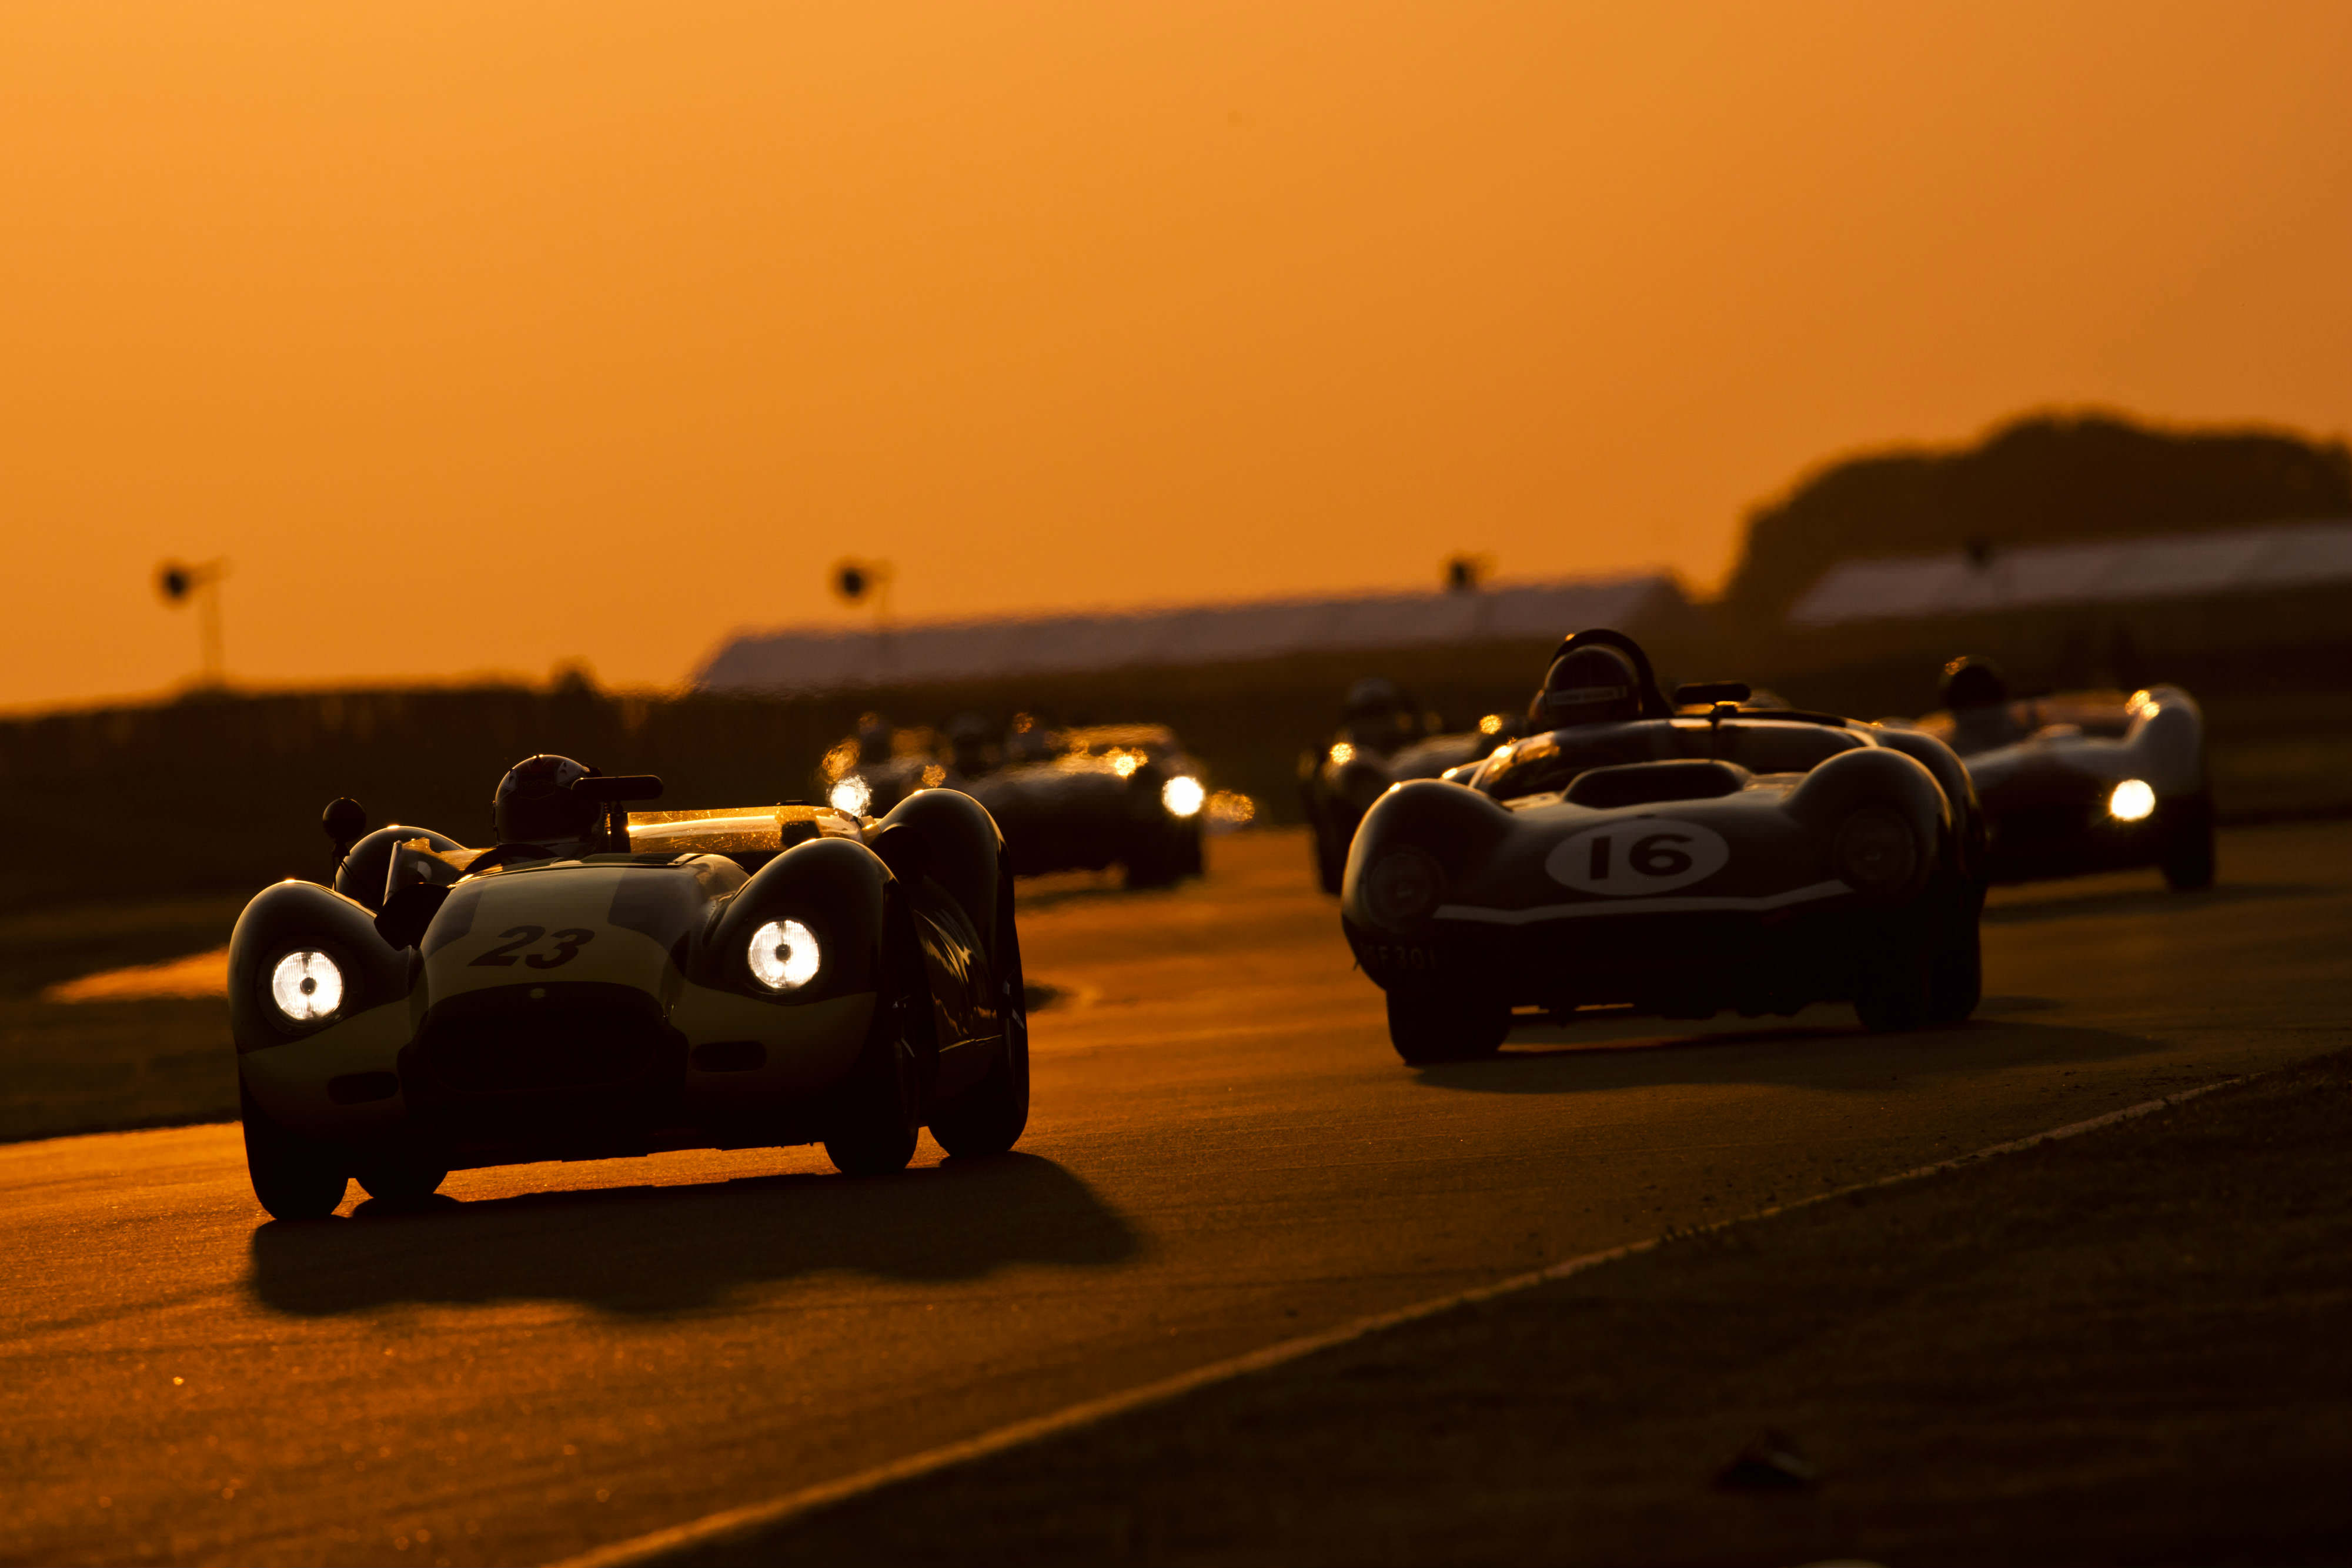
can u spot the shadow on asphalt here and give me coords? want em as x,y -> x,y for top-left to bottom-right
1413,1017 -> 2159,1095
1982,878 -> 2318,925
245,1152 -> 1141,1318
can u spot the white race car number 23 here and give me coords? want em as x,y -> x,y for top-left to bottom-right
1544,818 -> 1730,895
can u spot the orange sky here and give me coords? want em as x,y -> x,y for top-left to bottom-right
4,1 -> 2350,709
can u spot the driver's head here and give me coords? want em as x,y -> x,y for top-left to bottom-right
1532,644 -> 1643,726
945,713 -> 995,777
854,711 -> 894,765
1939,656 -> 2009,711
1341,676 -> 1419,750
492,754 -> 600,850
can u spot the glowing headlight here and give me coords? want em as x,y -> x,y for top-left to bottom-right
1833,807 -> 1918,894
2108,778 -> 2156,823
1161,775 -> 1205,818
1362,847 -> 1445,927
1111,753 -> 1140,778
269,950 -> 344,1022
1328,741 -> 1356,766
747,918 -> 821,992
829,775 -> 873,817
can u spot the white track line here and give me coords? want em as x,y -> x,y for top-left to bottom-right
545,1077 -> 2241,1568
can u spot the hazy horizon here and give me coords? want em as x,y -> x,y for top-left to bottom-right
6,1 -> 2350,709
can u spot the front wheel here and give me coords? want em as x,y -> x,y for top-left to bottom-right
929,870 -> 1031,1158
2160,793 -> 2216,892
1385,991 -> 1509,1065
1855,922 -> 1935,1033
823,959 -> 923,1177
240,1080 -> 349,1222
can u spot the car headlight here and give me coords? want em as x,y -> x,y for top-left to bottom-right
269,950 -> 344,1022
1833,807 -> 1918,895
747,918 -> 821,992
829,775 -> 873,817
1161,775 -> 1205,818
2107,778 -> 2156,823
1362,847 -> 1445,927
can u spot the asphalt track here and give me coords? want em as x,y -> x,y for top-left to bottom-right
4,823 -> 2347,1567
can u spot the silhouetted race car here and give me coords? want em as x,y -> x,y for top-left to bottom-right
229,756 -> 1028,1221
1897,657 -> 2214,890
968,721 -> 1208,888
816,714 -> 944,819
1299,677 -> 1521,894
1342,630 -> 1986,1064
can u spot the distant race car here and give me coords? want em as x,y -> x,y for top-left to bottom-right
229,757 -> 1028,1221
1299,677 -> 1521,894
1898,657 -> 2214,890
1342,630 -> 1987,1064
815,715 -> 944,820
825,717 -> 1207,890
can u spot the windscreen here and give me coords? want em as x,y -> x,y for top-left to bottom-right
624,805 -> 861,854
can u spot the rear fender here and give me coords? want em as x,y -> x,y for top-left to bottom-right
230,881 -> 410,1054
1867,724 -> 1986,879
876,788 -> 1005,953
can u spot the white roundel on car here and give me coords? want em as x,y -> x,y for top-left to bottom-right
1545,818 -> 1731,895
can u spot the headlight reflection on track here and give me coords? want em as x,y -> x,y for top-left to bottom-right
269,951 -> 344,1022
2108,778 -> 2156,822
1161,776 -> 1205,818
748,919 -> 821,992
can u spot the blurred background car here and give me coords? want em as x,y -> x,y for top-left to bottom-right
1897,657 -> 2214,890
1299,676 -> 1521,895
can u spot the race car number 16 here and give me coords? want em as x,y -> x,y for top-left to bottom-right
1544,818 -> 1730,895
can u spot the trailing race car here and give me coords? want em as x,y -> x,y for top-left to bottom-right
1299,677 -> 1521,894
816,714 -> 943,820
824,716 -> 1206,890
1897,657 -> 2214,890
966,722 -> 1208,888
1342,630 -> 1986,1064
229,755 -> 1028,1221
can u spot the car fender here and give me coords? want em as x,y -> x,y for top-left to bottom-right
1867,724 -> 1986,881
1344,778 -> 1517,928
2126,686 -> 2207,797
875,787 -> 1005,953
1785,746 -> 1952,901
229,880 -> 409,1056
700,835 -> 888,1002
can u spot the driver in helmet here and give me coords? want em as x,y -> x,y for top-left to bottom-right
1529,641 -> 1647,728
490,754 -> 609,857
1938,656 -> 2022,753
1340,676 -> 1422,757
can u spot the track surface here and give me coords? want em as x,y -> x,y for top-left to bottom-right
4,824 -> 2347,1566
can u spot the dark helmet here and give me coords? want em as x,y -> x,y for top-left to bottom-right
854,711 -> 894,765
492,754 -> 601,847
1940,656 -> 2009,711
1342,677 -> 1409,723
944,713 -> 996,777
1533,644 -> 1644,726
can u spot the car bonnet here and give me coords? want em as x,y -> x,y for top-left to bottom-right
418,860 -> 734,1009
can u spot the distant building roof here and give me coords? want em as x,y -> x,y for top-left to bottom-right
694,574 -> 1686,694
1786,520 -> 2352,628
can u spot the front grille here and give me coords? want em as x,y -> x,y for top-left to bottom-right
414,1003 -> 665,1096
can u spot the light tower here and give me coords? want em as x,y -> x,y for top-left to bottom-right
156,559 -> 229,688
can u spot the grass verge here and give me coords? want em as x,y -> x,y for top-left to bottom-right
681,1051 -> 2352,1568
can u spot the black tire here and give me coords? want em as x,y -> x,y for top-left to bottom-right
2160,793 -> 2216,892
240,1079 -> 349,1222
1385,991 -> 1510,1065
1180,823 -> 1205,880
1312,817 -> 1347,896
929,870 -> 1031,1158
1926,914 -> 1982,1025
822,951 -> 923,1177
355,1154 -> 448,1205
1855,921 -> 1935,1033
1124,834 -> 1180,891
